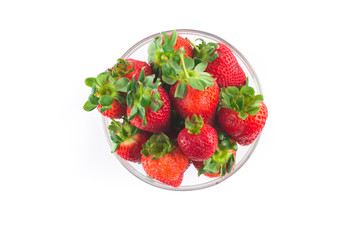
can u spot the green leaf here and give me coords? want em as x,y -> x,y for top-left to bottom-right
197,166 -> 206,177
168,59 -> 182,72
99,95 -> 114,107
226,86 -> 240,96
169,30 -> 177,47
111,143 -> 119,153
194,61 -> 207,72
83,101 -> 97,111
126,93 -> 133,107
110,131 -> 122,144
162,64 -> 170,76
220,162 -> 226,177
162,76 -> 177,85
88,95 -> 99,105
162,44 -> 174,53
91,86 -> 97,95
227,155 -> 235,173
238,110 -> 248,120
204,162 -> 219,173
96,72 -> 110,87
236,97 -> 244,111
128,105 -> 138,120
85,77 -> 96,87
240,85 -> 255,96
184,57 -> 194,70
247,107 -> 261,116
150,102 -> 160,112
174,81 -> 187,99
140,94 -> 151,107
162,32 -> 169,44
231,142 -> 238,151
253,94 -> 264,102
220,139 -> 231,148
114,78 -> 130,92
138,106 -> 146,126
148,41 -> 157,60
99,105 -> 111,113
188,77 -> 205,91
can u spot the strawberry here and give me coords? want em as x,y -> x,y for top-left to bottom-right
178,115 -> 218,161
148,30 -> 193,77
108,58 -> 153,80
83,71 -> 126,118
218,82 -> 267,145
232,102 -> 268,145
108,119 -> 150,163
194,132 -> 238,178
162,51 -> 219,124
188,39 -> 246,88
123,69 -> 171,133
141,133 -> 189,187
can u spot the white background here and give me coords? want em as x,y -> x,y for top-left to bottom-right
1,0 -> 359,239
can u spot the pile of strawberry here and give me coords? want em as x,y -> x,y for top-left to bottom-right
83,30 -> 268,187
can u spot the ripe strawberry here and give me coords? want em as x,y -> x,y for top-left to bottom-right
162,51 -> 219,124
148,30 -> 193,77
193,132 -> 238,178
124,69 -> 171,133
83,71 -> 126,119
233,102 -> 268,145
188,39 -> 246,88
108,119 -> 150,163
141,133 -> 189,187
218,82 -> 268,145
108,58 -> 153,80
178,115 -> 218,161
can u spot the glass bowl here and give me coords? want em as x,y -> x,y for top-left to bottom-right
102,29 -> 262,191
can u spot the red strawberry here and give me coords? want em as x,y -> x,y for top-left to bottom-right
148,30 -> 193,77
194,132 -> 238,178
83,71 -> 126,119
170,81 -> 219,125
141,133 -> 189,187
109,58 -> 153,80
108,119 -> 150,163
178,115 -> 218,161
162,51 -> 219,124
218,83 -> 268,145
125,69 -> 171,133
233,102 -> 268,146
188,39 -> 246,88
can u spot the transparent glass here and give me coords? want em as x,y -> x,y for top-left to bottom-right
102,29 -> 262,191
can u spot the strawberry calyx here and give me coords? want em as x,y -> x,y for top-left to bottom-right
197,132 -> 237,177
83,71 -> 126,113
185,114 -> 204,135
148,30 -> 182,77
141,133 -> 176,160
186,38 -> 219,63
124,69 -> 163,127
162,51 -> 216,99
108,59 -> 134,78
220,79 -> 264,120
108,117 -> 142,153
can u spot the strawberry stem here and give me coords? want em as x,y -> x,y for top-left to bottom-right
179,51 -> 190,79
185,38 -> 200,54
110,118 -> 122,129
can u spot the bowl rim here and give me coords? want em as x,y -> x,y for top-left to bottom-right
102,29 -> 262,191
